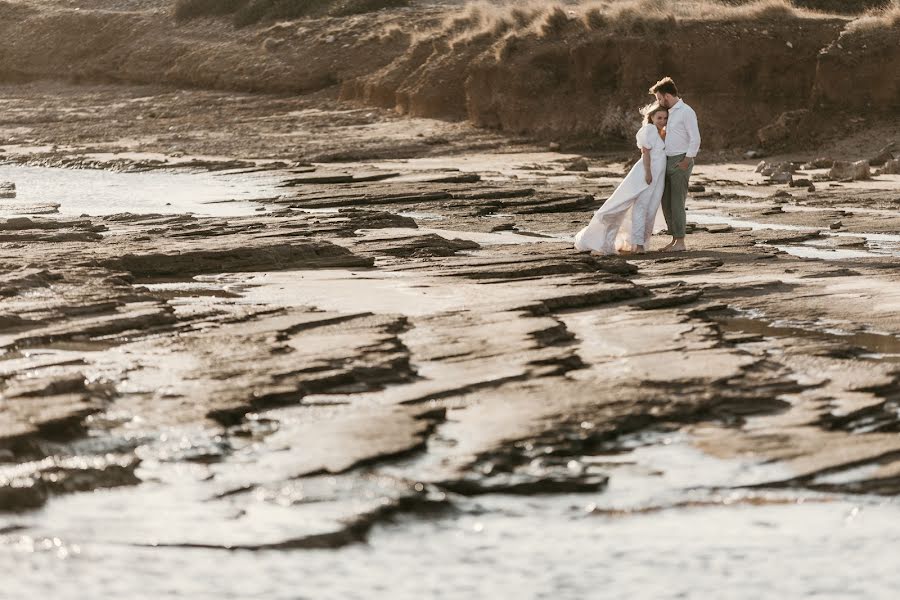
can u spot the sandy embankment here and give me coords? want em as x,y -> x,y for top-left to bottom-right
0,1 -> 898,150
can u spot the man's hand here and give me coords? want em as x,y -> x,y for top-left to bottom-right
645,173 -> 653,185
678,158 -> 691,170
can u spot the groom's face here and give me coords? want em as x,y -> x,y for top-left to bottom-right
654,92 -> 670,108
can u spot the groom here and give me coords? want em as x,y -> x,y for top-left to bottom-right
650,77 -> 701,252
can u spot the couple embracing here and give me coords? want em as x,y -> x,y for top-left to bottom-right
574,77 -> 701,255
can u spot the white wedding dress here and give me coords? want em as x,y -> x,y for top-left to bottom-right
574,123 -> 666,254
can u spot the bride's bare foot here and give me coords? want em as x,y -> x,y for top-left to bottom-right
589,250 -> 609,257
634,245 -> 645,254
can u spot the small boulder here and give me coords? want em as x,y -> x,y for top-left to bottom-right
565,158 -> 590,172
548,142 -> 561,152
758,161 -> 796,177
769,171 -> 793,185
688,184 -> 705,193
789,178 -> 812,188
803,157 -> 835,169
880,158 -> 900,175
829,160 -> 870,181
830,221 -> 843,230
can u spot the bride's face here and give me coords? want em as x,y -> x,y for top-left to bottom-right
652,111 -> 668,129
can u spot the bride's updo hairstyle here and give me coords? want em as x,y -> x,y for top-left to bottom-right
641,102 -> 667,124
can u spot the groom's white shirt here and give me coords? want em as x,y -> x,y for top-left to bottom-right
664,99 -> 701,159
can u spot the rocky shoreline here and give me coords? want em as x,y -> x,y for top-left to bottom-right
0,70 -> 899,596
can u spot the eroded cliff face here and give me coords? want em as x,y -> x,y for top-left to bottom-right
0,2 -> 896,149
812,23 -> 900,110
461,19 -> 847,148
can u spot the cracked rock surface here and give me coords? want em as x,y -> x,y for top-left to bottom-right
1,81 -> 900,598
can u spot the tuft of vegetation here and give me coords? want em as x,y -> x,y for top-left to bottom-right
846,0 -> 900,30
174,0 -> 410,27
443,1 -> 817,44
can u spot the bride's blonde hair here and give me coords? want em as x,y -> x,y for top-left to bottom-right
641,102 -> 667,124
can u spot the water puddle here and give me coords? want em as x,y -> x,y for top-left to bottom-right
714,313 -> 900,362
690,211 -> 900,259
0,165 -> 283,218
773,244 -> 881,260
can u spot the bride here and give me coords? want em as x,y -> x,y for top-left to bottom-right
574,103 -> 668,255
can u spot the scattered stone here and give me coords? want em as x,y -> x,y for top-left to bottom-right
744,150 -> 765,159
830,221 -> 843,230
0,182 -> 15,199
548,142 -> 561,152
565,158 -> 589,172
490,222 -> 516,232
789,178 -> 812,188
880,159 -> 900,175
769,171 -> 793,185
807,184 -> 816,192
688,184 -> 705,193
757,161 -> 796,178
829,160 -> 870,181
803,157 -> 835,169
772,190 -> 792,198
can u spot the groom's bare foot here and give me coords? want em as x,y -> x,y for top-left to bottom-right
661,239 -> 677,251
669,239 -> 687,252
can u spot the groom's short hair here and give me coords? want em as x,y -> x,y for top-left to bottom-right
650,77 -> 678,97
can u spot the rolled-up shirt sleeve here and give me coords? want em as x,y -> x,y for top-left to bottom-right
686,107 -> 701,158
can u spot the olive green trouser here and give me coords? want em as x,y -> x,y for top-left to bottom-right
662,153 -> 694,238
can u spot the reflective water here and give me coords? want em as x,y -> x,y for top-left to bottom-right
5,436 -> 900,599
689,211 -> 900,259
716,315 -> 900,362
0,164 -> 282,217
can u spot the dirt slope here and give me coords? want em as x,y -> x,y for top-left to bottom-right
0,1 -> 897,149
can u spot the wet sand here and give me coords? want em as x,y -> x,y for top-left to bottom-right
2,82 -> 900,598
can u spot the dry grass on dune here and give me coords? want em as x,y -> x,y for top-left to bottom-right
848,0 -> 900,30
442,0 -> 810,43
